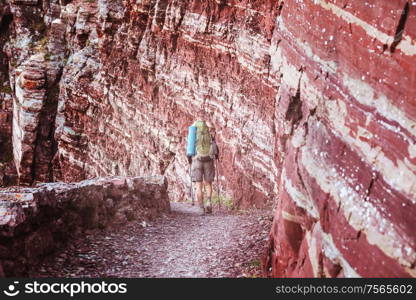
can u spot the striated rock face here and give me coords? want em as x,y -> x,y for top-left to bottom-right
0,0 -> 17,186
12,54 -> 47,184
52,0 -> 281,207
1,0 -> 65,186
0,0 -> 415,277
0,175 -> 170,276
262,0 -> 416,278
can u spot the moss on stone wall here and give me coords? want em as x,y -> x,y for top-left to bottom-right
0,86 -> 12,94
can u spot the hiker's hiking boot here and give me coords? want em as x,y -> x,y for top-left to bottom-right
198,206 -> 205,216
206,198 -> 212,214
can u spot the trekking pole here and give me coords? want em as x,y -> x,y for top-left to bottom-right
216,158 -> 220,210
190,164 -> 194,205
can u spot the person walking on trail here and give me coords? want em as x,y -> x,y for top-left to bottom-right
186,119 -> 219,215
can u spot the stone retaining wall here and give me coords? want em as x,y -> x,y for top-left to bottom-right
0,175 -> 170,277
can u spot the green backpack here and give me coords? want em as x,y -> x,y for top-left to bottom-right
194,120 -> 211,157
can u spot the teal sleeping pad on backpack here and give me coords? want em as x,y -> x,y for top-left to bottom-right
186,125 -> 197,156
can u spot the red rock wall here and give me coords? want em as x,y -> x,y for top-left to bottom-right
0,2 -> 17,186
1,0 -> 415,277
0,0 -> 64,185
263,0 -> 416,277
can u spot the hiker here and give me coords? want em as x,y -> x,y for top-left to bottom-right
186,119 -> 219,215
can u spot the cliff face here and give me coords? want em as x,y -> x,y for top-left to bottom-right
52,0 -> 280,208
0,0 -> 63,185
263,0 -> 416,278
0,0 -> 16,186
0,0 -> 415,277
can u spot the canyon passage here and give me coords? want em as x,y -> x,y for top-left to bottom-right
0,0 -> 416,277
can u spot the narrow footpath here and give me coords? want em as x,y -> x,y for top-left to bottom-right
31,202 -> 273,278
